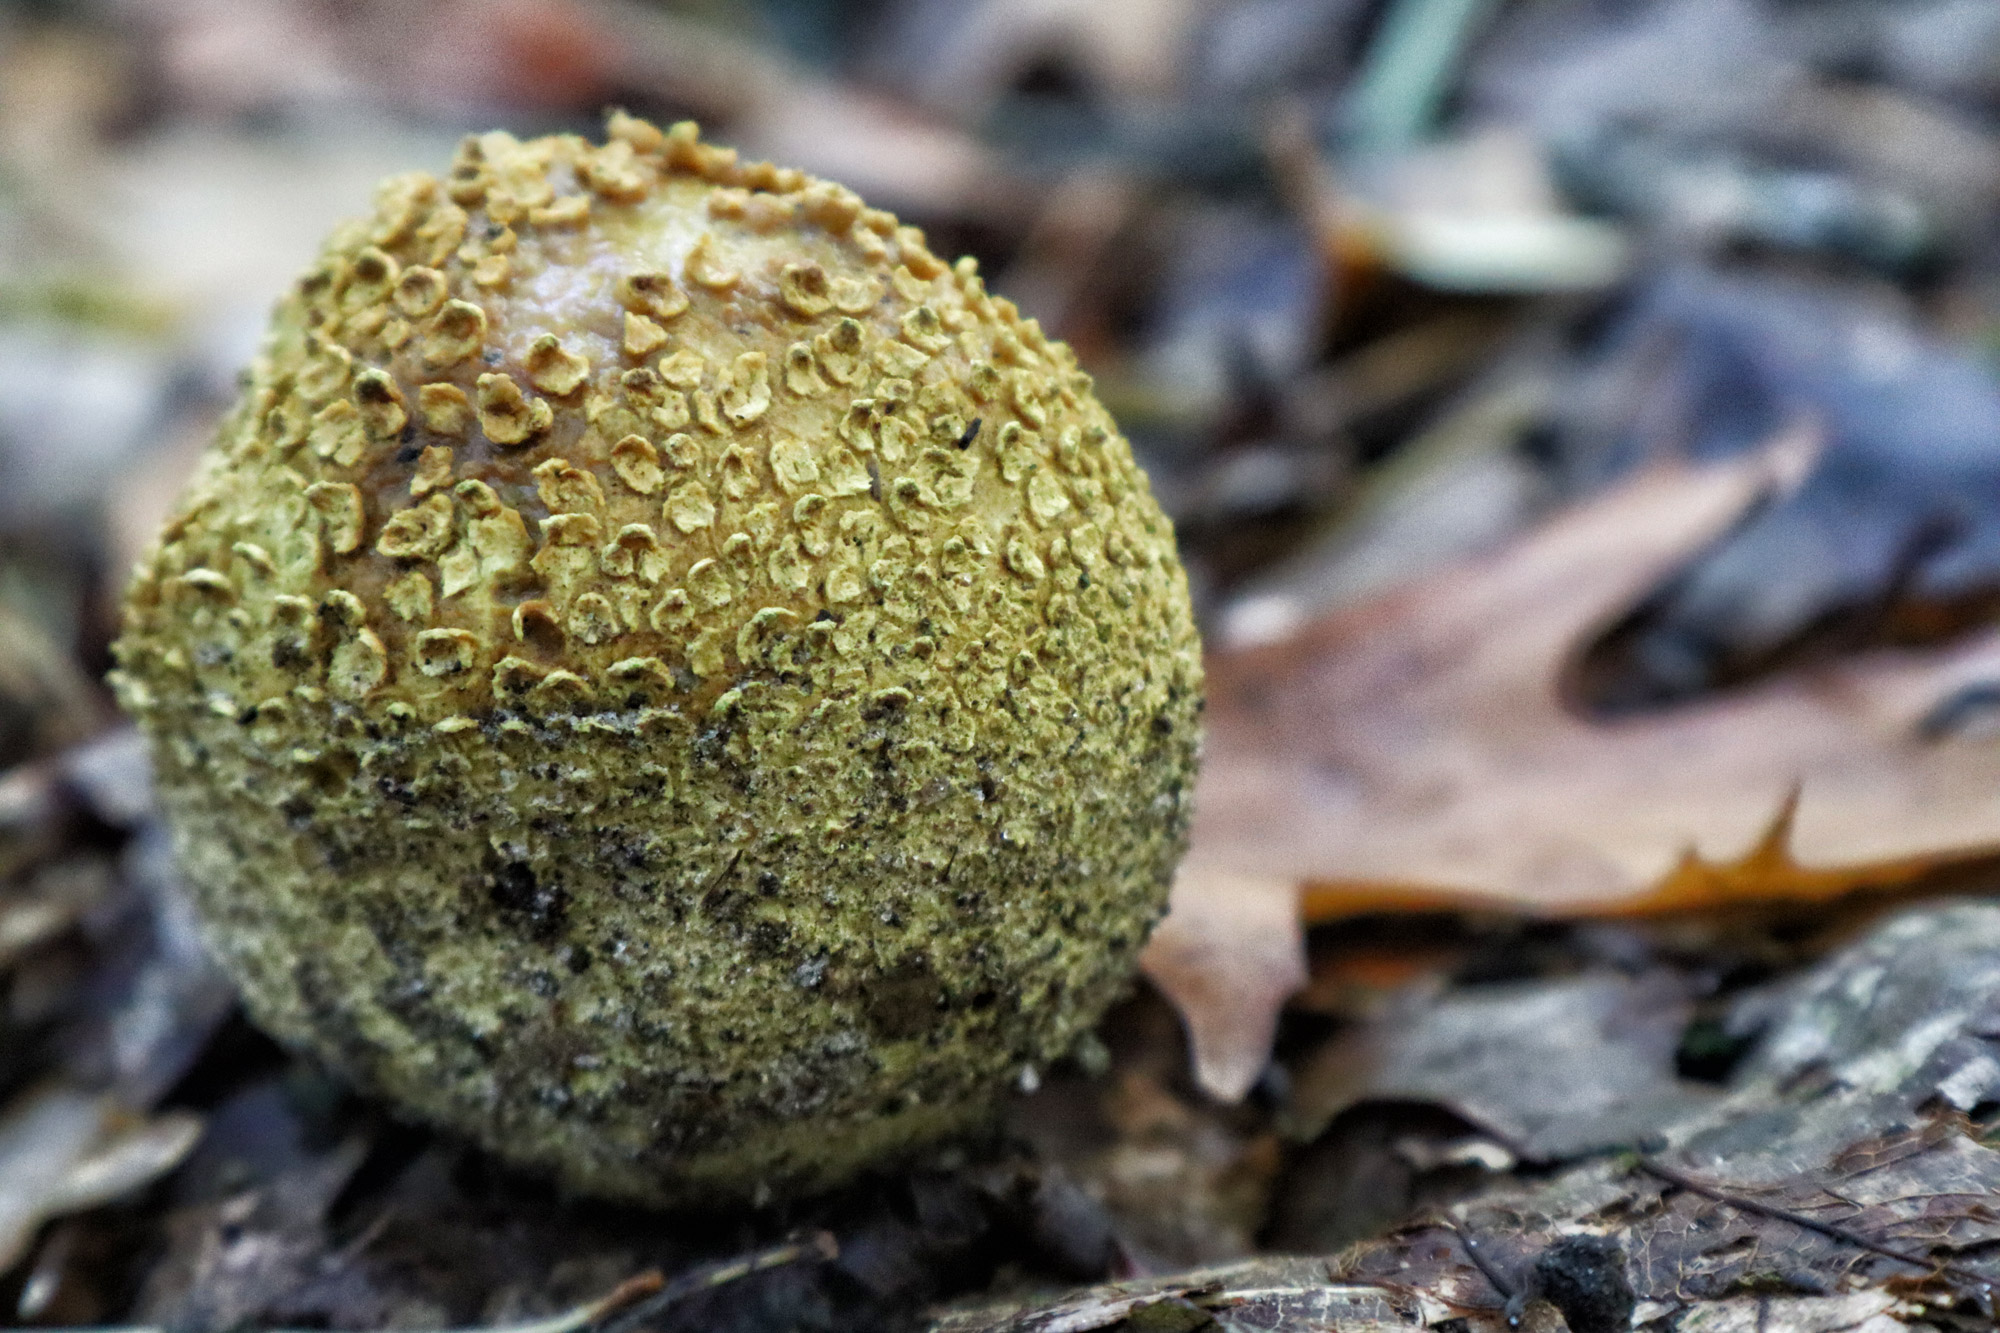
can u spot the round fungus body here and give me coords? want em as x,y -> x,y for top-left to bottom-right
112,114 -> 1203,1204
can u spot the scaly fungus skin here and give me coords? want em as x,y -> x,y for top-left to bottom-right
112,114 -> 1203,1204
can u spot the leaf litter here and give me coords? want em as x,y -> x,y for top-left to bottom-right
960,901 -> 2000,1331
18,0 -> 2000,1327
1161,433 -> 2000,1099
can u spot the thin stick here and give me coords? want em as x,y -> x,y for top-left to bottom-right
592,1232 -> 840,1333
1637,1157 -> 1996,1307
1443,1219 -> 1518,1305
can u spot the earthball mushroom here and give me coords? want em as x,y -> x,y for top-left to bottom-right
112,114 -> 1203,1203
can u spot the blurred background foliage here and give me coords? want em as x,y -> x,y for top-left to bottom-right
11,0 -> 2000,716
9,1 -> 2000,1328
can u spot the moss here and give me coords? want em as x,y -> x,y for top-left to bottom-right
112,114 -> 1203,1204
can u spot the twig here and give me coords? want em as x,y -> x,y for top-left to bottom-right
592,1232 -> 840,1333
1442,1220 -> 1527,1326
1637,1156 -> 1997,1309
1443,1220 -> 1517,1304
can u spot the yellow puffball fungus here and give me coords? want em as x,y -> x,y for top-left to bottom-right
112,114 -> 1202,1203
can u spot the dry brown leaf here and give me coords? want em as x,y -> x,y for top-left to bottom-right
1159,446 -> 2000,1096
1140,870 -> 1304,1102
1194,444 -> 2000,903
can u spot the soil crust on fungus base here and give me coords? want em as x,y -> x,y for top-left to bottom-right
111,113 -> 1203,1206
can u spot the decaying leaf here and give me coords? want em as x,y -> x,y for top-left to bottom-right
1288,969 -> 1715,1160
1008,993 -> 1284,1271
1161,445 -> 2000,1096
930,1257 -> 1418,1333
979,904 -> 2000,1332
1336,902 -> 2000,1323
1548,271 -> 2000,713
0,1087 -> 202,1272
1671,1291 -> 1923,1333
1140,870 -> 1305,1101
1191,444 -> 2000,902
